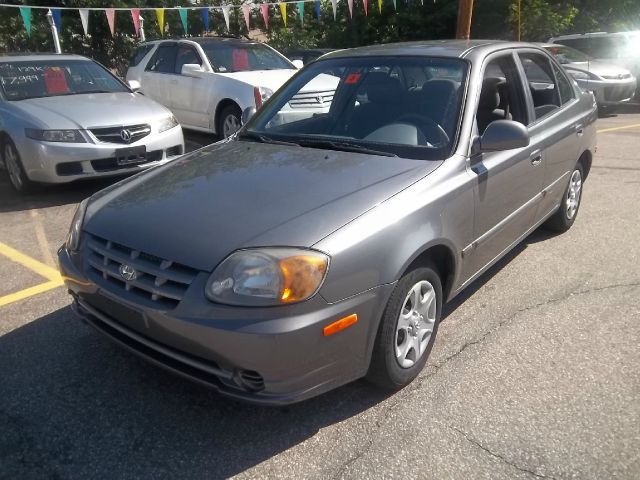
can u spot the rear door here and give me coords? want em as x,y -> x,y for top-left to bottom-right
516,50 -> 582,223
140,42 -> 178,110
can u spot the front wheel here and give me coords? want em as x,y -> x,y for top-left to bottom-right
367,265 -> 442,389
545,163 -> 584,232
217,105 -> 242,139
2,137 -> 34,194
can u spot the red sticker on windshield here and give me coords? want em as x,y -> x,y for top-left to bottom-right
232,49 -> 250,71
43,67 -> 69,94
345,73 -> 361,84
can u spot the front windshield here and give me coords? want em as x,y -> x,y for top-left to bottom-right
545,45 -> 590,64
199,42 -> 293,73
0,59 -> 128,101
243,56 -> 468,160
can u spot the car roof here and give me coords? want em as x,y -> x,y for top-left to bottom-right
550,31 -> 640,41
320,40 -> 543,61
145,36 -> 261,47
0,53 -> 89,62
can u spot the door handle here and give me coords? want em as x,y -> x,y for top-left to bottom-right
574,124 -> 584,136
530,150 -> 542,166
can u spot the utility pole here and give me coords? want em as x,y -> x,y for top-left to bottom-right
456,0 -> 475,40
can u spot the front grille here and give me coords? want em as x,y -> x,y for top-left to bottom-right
85,234 -> 199,309
56,161 -> 83,176
604,84 -> 636,102
289,89 -> 335,109
90,124 -> 151,144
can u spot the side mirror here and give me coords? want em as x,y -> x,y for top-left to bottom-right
128,79 -> 141,92
181,63 -> 204,78
292,59 -> 304,69
480,120 -> 530,152
241,106 -> 256,125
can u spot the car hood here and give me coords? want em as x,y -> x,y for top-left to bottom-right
217,69 -> 298,91
14,92 -> 172,130
84,141 -> 441,271
562,61 -> 634,78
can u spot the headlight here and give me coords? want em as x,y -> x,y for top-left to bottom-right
565,69 -> 591,81
206,248 -> 329,306
157,115 -> 179,133
253,86 -> 274,109
25,129 -> 86,143
66,198 -> 88,252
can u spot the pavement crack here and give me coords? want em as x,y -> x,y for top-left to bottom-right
447,425 -> 558,479
433,280 -> 640,371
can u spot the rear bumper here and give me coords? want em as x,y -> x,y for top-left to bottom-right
16,125 -> 184,184
59,246 -> 393,405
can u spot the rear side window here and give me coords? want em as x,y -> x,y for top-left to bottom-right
551,62 -> 575,105
129,45 -> 153,67
556,38 -> 590,56
518,52 -> 561,121
145,45 -> 177,73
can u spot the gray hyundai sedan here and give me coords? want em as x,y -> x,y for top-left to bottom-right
58,40 -> 597,405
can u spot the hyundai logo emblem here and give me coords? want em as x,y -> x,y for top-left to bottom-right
120,129 -> 132,142
119,263 -> 138,281
316,95 -> 324,104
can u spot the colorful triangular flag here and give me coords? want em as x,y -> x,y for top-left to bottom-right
242,4 -> 251,31
105,9 -> 115,36
260,3 -> 269,28
156,8 -> 165,35
315,0 -> 321,20
179,8 -> 188,34
201,8 -> 210,31
347,0 -> 353,18
51,9 -> 62,31
79,9 -> 89,35
298,1 -> 304,24
331,0 -> 337,20
279,3 -> 287,27
19,7 -> 31,37
222,5 -> 230,30
131,9 -> 141,36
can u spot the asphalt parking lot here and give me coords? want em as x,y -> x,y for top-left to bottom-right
1,110 -> 639,479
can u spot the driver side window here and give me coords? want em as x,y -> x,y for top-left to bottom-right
476,56 -> 527,135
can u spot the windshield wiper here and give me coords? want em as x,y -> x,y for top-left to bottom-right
297,139 -> 398,157
239,132 -> 301,147
76,89 -> 113,94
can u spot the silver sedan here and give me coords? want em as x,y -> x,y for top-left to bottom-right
541,44 -> 637,113
0,54 -> 184,193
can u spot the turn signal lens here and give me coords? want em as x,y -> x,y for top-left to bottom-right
279,255 -> 328,303
323,314 -> 358,336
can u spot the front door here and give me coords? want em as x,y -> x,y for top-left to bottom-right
462,52 -> 545,280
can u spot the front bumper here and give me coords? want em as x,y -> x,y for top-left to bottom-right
16,125 -> 184,184
59,246 -> 393,405
578,77 -> 637,107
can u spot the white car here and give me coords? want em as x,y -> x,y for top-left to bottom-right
126,37 -> 339,138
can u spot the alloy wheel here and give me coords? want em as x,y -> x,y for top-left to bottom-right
395,280 -> 437,368
566,169 -> 582,220
223,114 -> 240,138
4,144 -> 23,190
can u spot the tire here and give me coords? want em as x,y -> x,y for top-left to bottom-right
545,162 -> 584,233
2,137 -> 34,194
217,104 -> 242,139
367,265 -> 442,389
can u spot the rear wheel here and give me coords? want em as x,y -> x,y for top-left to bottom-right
367,265 -> 442,389
545,163 -> 584,232
2,137 -> 34,194
217,104 -> 242,139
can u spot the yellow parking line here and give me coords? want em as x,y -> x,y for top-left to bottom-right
0,280 -> 63,307
597,123 -> 640,134
0,241 -> 61,282
29,209 -> 56,267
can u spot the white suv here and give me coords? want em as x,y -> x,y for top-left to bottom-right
126,37 -> 338,138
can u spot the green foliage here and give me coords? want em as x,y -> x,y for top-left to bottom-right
0,0 -> 638,77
